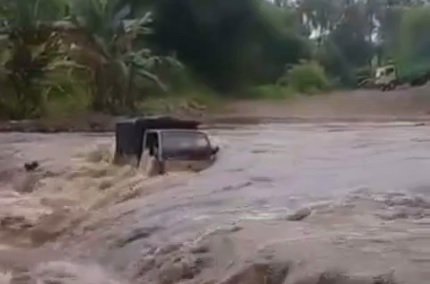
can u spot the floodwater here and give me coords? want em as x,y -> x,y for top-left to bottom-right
0,121 -> 429,283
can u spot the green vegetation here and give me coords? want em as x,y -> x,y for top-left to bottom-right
396,6 -> 430,77
282,61 -> 330,94
0,0 -> 430,119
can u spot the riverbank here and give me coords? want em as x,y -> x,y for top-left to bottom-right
3,86 -> 430,133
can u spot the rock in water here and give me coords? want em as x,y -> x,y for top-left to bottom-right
286,208 -> 312,221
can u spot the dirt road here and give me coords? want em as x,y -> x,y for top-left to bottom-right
220,86 -> 430,122
0,87 -> 429,283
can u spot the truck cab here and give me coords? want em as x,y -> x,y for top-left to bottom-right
375,64 -> 397,91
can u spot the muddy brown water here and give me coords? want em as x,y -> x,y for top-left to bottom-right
0,88 -> 430,283
0,122 -> 429,282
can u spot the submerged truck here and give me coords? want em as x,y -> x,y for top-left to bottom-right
374,61 -> 430,91
113,116 -> 219,176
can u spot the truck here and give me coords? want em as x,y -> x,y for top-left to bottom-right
113,116 -> 219,176
374,61 -> 430,91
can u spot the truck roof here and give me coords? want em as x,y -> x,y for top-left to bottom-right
147,129 -> 205,133
117,116 -> 200,130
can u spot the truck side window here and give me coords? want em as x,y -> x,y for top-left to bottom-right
386,68 -> 394,75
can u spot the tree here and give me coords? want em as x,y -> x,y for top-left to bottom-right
151,0 -> 309,91
296,0 -> 346,36
66,0 -> 174,112
396,6 -> 430,70
0,0 -> 81,118
329,3 -> 374,68
0,0 -> 178,116
295,0 -> 377,86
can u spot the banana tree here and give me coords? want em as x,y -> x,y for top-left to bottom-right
66,0 -> 172,113
0,0 -> 82,118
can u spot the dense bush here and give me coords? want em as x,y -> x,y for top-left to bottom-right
283,61 -> 330,94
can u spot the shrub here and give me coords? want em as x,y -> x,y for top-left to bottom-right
283,60 -> 330,94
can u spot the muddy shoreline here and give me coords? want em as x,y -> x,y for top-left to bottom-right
4,86 -> 430,133
2,114 -> 430,133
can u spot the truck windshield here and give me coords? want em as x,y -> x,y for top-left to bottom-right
161,131 -> 210,160
376,66 -> 395,78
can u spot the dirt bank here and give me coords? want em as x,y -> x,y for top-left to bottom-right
0,113 -> 119,133
216,86 -> 430,123
3,86 -> 430,133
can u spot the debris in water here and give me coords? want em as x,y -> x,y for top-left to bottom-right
116,226 -> 162,247
286,208 -> 312,221
24,161 -> 39,172
0,215 -> 33,230
190,243 -> 210,254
